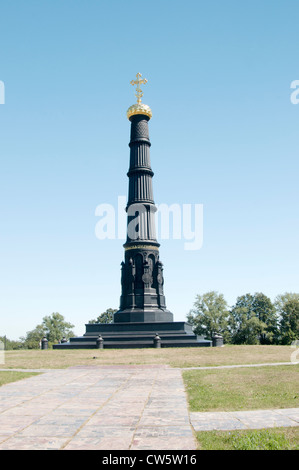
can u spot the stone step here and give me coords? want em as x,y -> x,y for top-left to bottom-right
54,337 -> 211,349
53,321 -> 212,349
72,334 -> 199,342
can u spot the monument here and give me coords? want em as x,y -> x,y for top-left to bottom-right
54,74 -> 211,348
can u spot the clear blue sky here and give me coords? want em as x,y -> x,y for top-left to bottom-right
0,0 -> 298,340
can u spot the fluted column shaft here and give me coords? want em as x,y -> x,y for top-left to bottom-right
125,114 -> 158,246
114,112 -> 173,323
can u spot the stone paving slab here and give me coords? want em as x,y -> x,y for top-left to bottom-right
181,362 -> 297,371
0,436 -> 69,450
131,426 -> 196,450
0,366 -> 197,450
0,365 -> 298,449
190,408 -> 299,432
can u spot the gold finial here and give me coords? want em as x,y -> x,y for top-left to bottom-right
130,72 -> 148,104
127,72 -> 152,120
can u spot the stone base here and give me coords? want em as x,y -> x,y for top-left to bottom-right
113,308 -> 174,323
53,321 -> 212,349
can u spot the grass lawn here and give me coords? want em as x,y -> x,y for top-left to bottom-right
196,427 -> 299,450
1,345 -> 294,369
0,371 -> 40,387
183,364 -> 299,450
183,364 -> 299,411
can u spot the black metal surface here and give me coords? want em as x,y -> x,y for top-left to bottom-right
114,113 -> 173,323
53,109 -> 211,349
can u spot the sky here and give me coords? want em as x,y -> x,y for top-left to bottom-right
0,0 -> 298,340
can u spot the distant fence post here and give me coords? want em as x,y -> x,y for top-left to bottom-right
96,335 -> 104,349
212,334 -> 224,347
153,333 -> 161,348
41,337 -> 48,350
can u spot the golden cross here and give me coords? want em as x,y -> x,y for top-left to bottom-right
130,72 -> 148,104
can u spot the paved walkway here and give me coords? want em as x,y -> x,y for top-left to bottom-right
0,364 -> 298,450
0,366 -> 196,450
190,409 -> 299,432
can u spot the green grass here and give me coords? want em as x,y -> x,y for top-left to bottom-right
0,371 -> 40,387
183,364 -> 299,412
184,365 -> 299,449
196,428 -> 299,450
2,345 -> 294,369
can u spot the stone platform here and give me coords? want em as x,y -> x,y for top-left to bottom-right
0,365 -> 197,450
53,322 -> 211,349
0,364 -> 297,449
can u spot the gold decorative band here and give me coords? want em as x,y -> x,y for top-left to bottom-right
127,103 -> 152,120
125,244 -> 159,251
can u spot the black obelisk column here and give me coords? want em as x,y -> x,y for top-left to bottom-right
114,74 -> 173,323
52,73 -> 212,349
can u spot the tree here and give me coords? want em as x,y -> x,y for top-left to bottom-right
252,292 -> 278,344
275,293 -> 299,344
187,291 -> 229,341
228,303 -> 266,345
41,313 -> 75,345
0,336 -> 23,350
88,308 -> 117,324
20,324 -> 46,349
229,293 -> 278,344
20,314 -> 75,349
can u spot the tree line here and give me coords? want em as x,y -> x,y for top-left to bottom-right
1,313 -> 76,350
1,292 -> 298,349
187,291 -> 299,345
1,310 -> 118,349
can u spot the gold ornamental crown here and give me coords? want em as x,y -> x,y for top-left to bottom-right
127,73 -> 152,120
